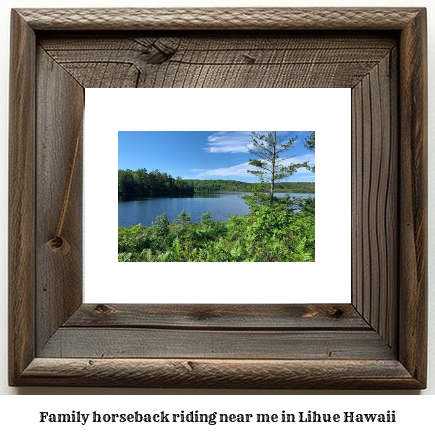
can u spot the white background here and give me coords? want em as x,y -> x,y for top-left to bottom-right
0,0 -> 434,420
85,88 -> 351,303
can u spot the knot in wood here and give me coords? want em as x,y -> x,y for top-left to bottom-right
45,236 -> 70,255
243,53 -> 256,64
332,308 -> 345,319
140,39 -> 177,64
94,304 -> 116,315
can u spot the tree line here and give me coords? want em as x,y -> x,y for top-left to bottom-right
119,169 -> 314,196
118,168 -> 194,196
187,179 -> 314,194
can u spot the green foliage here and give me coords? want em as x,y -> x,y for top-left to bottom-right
173,210 -> 192,227
118,168 -> 194,196
150,212 -> 171,250
118,196 -> 315,263
241,181 -> 269,211
304,131 -> 315,151
189,179 -> 315,194
247,131 -> 310,201
303,131 -> 315,172
226,192 -> 315,262
152,212 -> 170,238
118,252 -> 132,262
118,225 -> 151,261
200,210 -> 214,227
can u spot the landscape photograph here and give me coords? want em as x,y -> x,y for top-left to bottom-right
118,130 -> 315,262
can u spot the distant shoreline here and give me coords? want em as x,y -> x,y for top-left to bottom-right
119,168 -> 314,196
119,190 -> 315,199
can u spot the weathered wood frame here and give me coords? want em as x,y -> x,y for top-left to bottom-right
9,8 -> 427,389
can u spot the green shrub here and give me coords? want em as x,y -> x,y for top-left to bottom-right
118,196 -> 315,262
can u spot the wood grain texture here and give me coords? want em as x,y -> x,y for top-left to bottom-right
16,8 -> 422,31
65,304 -> 369,330
398,8 -> 428,386
383,46 -> 399,350
8,10 -> 36,386
39,33 -> 396,89
351,50 -> 398,351
17,358 -> 420,389
39,328 -> 395,360
35,48 -> 84,354
8,7 -> 427,389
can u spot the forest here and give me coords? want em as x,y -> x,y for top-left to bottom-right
118,168 -> 194,196
189,179 -> 314,194
118,131 -> 315,263
118,168 -> 314,196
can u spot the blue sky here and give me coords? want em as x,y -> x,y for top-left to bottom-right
118,131 -> 315,182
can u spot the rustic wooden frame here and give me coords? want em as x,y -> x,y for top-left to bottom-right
9,8 -> 427,389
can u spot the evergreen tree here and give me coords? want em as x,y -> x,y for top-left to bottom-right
304,131 -> 315,151
247,131 -> 307,202
303,131 -> 315,173
173,210 -> 191,228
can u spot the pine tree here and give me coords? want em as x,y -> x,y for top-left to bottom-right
303,131 -> 315,173
247,131 -> 307,202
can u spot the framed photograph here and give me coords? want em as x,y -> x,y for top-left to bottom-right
9,8 -> 427,388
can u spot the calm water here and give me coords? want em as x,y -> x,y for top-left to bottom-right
118,192 -> 314,227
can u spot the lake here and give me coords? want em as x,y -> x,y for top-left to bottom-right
118,192 -> 314,227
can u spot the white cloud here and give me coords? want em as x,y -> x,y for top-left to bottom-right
192,162 -> 255,179
192,154 -> 315,179
207,131 -> 226,141
203,132 -> 315,159
288,153 -> 315,165
291,153 -> 315,172
204,131 -> 252,154
275,153 -> 315,173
